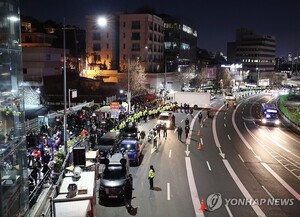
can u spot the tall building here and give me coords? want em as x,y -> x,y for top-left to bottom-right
160,14 -> 198,72
119,13 -> 164,73
0,0 -> 29,216
85,13 -> 164,73
227,28 -> 276,83
86,14 -> 119,71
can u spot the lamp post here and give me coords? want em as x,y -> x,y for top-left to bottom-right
127,58 -> 131,114
256,67 -> 260,86
63,18 -> 68,154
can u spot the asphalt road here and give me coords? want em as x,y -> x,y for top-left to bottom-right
96,93 -> 300,217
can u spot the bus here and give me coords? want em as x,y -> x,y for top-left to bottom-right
260,103 -> 280,126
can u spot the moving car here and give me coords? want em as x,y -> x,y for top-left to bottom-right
98,152 -> 130,202
119,139 -> 143,166
157,112 -> 173,129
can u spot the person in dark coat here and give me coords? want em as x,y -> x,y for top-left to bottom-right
177,126 -> 183,141
124,179 -> 133,212
185,125 -> 190,139
163,124 -> 167,138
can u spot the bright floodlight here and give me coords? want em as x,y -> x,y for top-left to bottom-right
7,16 -> 19,22
97,17 -> 107,27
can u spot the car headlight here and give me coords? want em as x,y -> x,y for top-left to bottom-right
262,118 -> 267,124
275,119 -> 280,125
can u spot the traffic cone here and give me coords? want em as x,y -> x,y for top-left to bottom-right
200,198 -> 206,211
197,142 -> 202,150
197,130 -> 201,136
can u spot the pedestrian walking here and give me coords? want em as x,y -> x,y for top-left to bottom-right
156,124 -> 161,138
148,165 -> 155,190
185,125 -> 190,139
185,118 -> 189,126
124,178 -> 133,212
171,114 -> 175,127
177,126 -> 183,141
153,132 -> 158,149
163,124 -> 167,138
198,112 -> 203,123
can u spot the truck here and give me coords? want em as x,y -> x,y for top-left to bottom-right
166,91 -> 211,109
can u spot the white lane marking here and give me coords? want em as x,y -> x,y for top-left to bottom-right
224,116 -> 226,120
261,163 -> 300,201
238,154 -> 245,163
276,128 -> 300,144
167,183 -> 170,201
262,185 -> 275,200
181,119 -> 184,123
223,159 -> 266,217
206,161 -> 212,171
227,134 -> 231,140
200,138 -> 203,145
224,123 -> 226,127
185,157 -> 205,217
258,128 -> 300,160
169,149 -> 172,158
225,204 -> 233,217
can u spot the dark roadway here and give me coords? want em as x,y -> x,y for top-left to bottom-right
96,93 -> 300,217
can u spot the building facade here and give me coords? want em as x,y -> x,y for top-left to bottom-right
86,14 -> 119,70
85,13 -> 164,73
161,14 -> 198,72
0,0 -> 29,216
227,28 -> 276,83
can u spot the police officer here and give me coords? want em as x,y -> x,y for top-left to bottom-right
148,165 -> 155,190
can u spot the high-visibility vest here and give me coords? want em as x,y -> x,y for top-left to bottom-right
149,169 -> 155,178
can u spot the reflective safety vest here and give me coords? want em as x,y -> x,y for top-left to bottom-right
149,169 -> 155,178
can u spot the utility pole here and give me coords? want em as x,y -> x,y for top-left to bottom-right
63,18 -> 68,154
127,58 -> 131,114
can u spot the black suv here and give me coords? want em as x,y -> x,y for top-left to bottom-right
121,122 -> 139,140
93,132 -> 121,161
99,152 -> 130,202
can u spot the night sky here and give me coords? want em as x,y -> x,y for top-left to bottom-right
20,0 -> 300,58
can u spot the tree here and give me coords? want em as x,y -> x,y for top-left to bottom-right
178,65 -> 197,87
190,68 -> 208,90
128,60 -> 147,96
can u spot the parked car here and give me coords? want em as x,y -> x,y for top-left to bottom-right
99,152 -> 130,202
93,132 -> 121,162
121,122 -> 139,140
119,139 -> 143,165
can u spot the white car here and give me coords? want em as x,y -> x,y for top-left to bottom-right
157,112 -> 173,129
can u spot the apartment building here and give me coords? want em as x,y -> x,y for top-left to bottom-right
85,13 -> 164,73
227,28 -> 276,83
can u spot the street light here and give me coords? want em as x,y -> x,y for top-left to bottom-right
63,18 -> 67,154
256,67 -> 260,85
127,58 -> 131,114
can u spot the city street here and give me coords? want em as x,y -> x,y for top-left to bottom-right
96,94 -> 300,217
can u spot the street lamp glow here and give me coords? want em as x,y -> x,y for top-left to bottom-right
97,17 -> 107,27
7,16 -> 19,21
